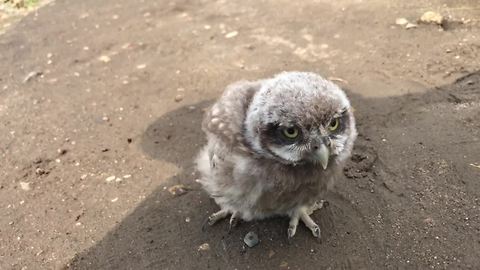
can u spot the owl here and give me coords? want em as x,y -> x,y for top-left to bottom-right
196,72 -> 357,238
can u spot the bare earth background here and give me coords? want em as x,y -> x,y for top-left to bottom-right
0,0 -> 479,269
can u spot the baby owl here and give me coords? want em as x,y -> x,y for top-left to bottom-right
196,72 -> 357,238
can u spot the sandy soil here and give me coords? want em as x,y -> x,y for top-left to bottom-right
0,0 -> 479,269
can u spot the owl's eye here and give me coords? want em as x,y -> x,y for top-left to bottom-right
328,118 -> 340,131
282,127 -> 299,139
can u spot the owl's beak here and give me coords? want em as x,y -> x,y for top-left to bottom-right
316,144 -> 330,170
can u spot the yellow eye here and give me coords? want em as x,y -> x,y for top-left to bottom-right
282,127 -> 299,139
328,118 -> 339,131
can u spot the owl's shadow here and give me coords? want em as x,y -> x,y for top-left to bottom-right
68,71 -> 480,269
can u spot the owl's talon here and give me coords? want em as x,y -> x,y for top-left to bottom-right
321,200 -> 329,208
207,209 -> 229,226
201,218 -> 210,232
311,225 -> 321,238
228,212 -> 240,232
287,226 -> 297,239
287,212 -> 300,239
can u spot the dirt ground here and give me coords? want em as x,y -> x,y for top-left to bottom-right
0,0 -> 479,269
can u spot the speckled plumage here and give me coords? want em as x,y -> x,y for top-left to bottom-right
196,72 -> 357,238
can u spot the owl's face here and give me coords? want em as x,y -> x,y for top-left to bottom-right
244,72 -> 356,168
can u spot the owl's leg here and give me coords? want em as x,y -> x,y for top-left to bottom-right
207,209 -> 229,226
287,212 -> 301,239
300,211 -> 321,238
228,212 -> 240,232
299,200 -> 328,238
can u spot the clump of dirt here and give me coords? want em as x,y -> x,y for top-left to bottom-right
3,0 -> 39,9
343,142 -> 378,180
0,0 -> 47,35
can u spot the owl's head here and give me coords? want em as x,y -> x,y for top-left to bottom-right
244,72 -> 357,168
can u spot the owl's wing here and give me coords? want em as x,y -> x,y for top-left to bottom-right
202,80 -> 262,151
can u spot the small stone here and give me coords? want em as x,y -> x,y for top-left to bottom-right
185,217 -> 191,223
105,176 -> 116,182
98,55 -> 111,63
424,217 -> 435,226
47,53 -> 53,58
167,184 -> 189,196
115,178 -> 122,182
111,197 -> 118,202
302,34 -> 313,42
225,31 -> 238,38
243,231 -> 259,247
102,116 -> 109,121
420,11 -> 443,25
174,94 -> 184,102
198,243 -> 210,251
80,174 -> 88,180
204,24 -> 211,30
75,222 -> 82,226
123,174 -> 132,179
395,18 -> 409,26
136,64 -> 147,69
405,23 -> 418,29
20,182 -> 31,191
35,168 -> 46,175
280,261 -> 288,268
112,14 -> 119,20
23,71 -> 43,83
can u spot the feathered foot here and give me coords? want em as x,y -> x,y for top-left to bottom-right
202,209 -> 241,232
287,200 -> 327,239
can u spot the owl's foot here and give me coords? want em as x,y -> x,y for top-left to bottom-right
203,209 -> 241,233
300,212 -> 321,238
228,212 -> 240,232
207,209 -> 229,226
287,213 -> 300,239
287,205 -> 323,239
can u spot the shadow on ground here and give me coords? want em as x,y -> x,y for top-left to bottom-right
68,72 -> 480,270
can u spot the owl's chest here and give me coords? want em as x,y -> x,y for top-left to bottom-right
229,158 -> 327,218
